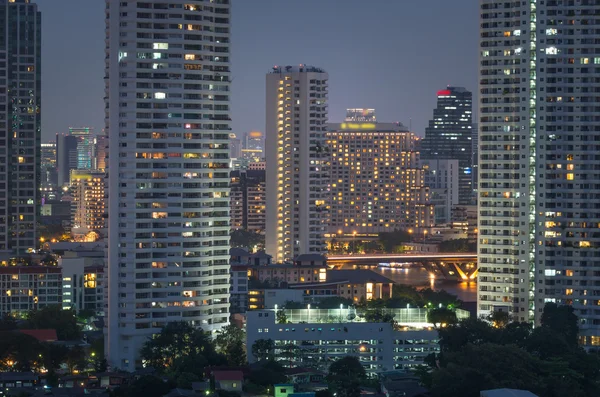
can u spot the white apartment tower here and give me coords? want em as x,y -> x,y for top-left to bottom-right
105,0 -> 232,370
265,65 -> 329,263
479,0 -> 600,346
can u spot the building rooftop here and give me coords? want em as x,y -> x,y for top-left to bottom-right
19,329 -> 58,342
480,389 -> 539,397
269,65 -> 326,74
327,122 -> 409,132
327,269 -> 394,284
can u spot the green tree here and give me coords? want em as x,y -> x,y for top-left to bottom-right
176,372 -> 200,389
276,309 -> 288,324
540,302 -> 579,347
282,300 -> 304,309
140,322 -> 223,377
230,229 -> 265,249
427,308 -> 458,328
378,230 -> 411,252
26,306 -> 81,340
247,360 -> 287,388
65,346 -> 87,373
215,324 -> 246,365
327,356 -> 366,397
317,297 -> 353,309
437,238 -> 476,253
0,332 -> 42,371
251,339 -> 274,361
391,284 -> 423,307
488,311 -> 510,328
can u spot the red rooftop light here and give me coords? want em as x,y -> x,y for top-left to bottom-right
437,89 -> 451,96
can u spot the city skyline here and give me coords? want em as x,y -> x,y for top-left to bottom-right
36,0 -> 478,141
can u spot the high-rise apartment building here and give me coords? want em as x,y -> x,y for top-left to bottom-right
70,170 -> 105,242
478,1 -> 600,345
265,65 -> 329,263
230,169 -> 266,234
94,134 -> 108,171
0,0 -> 41,258
105,0 -> 232,370
421,87 -> 473,205
421,159 -> 459,225
327,122 -> 433,235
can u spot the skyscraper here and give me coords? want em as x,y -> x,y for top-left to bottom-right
70,170 -> 105,242
56,127 -> 94,188
421,87 -> 473,204
0,0 -> 41,258
105,0 -> 232,370
327,122 -> 434,235
265,65 -> 329,263
478,1 -> 600,345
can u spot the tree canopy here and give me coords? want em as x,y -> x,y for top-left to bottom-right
26,305 -> 81,340
421,303 -> 600,397
327,356 -> 366,397
140,322 -> 224,377
214,324 -> 246,366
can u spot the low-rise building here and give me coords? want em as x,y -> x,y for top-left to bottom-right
247,308 -> 469,374
0,267 -> 62,316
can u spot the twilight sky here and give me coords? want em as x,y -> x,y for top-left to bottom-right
38,0 -> 478,142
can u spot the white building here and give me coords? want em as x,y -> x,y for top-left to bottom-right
478,1 -> 600,346
265,65 -> 329,263
104,0 -> 232,370
247,308 -> 469,374
421,159 -> 460,225
59,251 -> 105,316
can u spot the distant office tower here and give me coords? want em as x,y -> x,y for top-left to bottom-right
70,170 -> 105,242
327,122 -> 433,235
56,127 -> 94,187
0,0 -> 41,258
41,142 -> 57,187
230,170 -> 266,234
241,131 -> 264,162
70,127 -> 94,170
421,159 -> 459,225
265,65 -> 329,263
478,1 -> 600,341
56,133 -> 77,187
421,87 -> 473,205
105,0 -> 232,370
345,108 -> 376,123
94,134 -> 108,171
229,133 -> 242,159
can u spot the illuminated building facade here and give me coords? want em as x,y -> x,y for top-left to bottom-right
421,159 -> 459,225
345,108 -> 376,123
0,0 -> 41,258
94,134 -> 108,171
247,308 -> 469,374
70,170 -> 105,242
265,65 -> 329,262
478,1 -> 600,346
105,0 -> 231,370
421,87 -> 473,205
230,169 -> 266,234
41,142 -> 57,188
326,122 -> 433,235
0,267 -> 61,317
